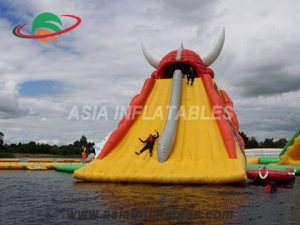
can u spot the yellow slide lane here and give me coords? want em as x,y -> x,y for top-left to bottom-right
73,78 -> 246,184
167,78 -> 246,183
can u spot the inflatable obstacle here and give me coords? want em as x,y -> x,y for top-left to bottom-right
73,29 -> 247,184
26,164 -> 48,170
0,162 -> 83,170
279,129 -> 300,165
0,158 -> 81,163
0,162 -> 55,170
247,158 -> 260,164
247,164 -> 300,175
245,129 -> 300,175
55,164 -> 85,173
56,159 -> 81,163
0,159 -> 20,162
27,159 -> 54,162
246,129 -> 300,167
247,157 -> 280,164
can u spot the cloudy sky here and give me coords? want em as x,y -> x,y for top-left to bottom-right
0,0 -> 299,146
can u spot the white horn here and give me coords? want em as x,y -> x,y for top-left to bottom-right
201,28 -> 225,67
141,36 -> 162,69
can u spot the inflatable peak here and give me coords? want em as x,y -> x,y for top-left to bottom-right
73,29 -> 247,184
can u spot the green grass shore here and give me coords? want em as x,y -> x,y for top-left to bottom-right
0,152 -> 80,159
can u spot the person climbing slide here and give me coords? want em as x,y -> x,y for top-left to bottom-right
186,67 -> 197,86
135,130 -> 159,157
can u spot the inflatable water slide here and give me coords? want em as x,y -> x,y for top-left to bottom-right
279,128 -> 300,165
73,28 -> 247,184
246,129 -> 300,175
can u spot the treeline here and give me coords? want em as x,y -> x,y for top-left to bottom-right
239,132 -> 287,149
0,134 -> 94,156
0,131 -> 289,157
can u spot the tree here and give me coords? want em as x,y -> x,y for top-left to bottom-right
87,141 -> 95,148
247,137 -> 259,148
275,138 -> 288,148
80,135 -> 87,147
239,131 -> 249,148
10,144 -> 17,148
0,132 -> 4,148
260,138 -> 276,148
73,140 -> 80,147
239,131 -> 249,143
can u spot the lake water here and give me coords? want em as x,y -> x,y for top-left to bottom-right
0,170 -> 299,225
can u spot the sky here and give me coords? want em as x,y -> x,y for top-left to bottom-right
0,0 -> 300,146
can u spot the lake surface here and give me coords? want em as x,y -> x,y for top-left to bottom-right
0,170 -> 299,225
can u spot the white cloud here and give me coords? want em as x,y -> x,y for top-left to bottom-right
0,80 -> 29,119
1,0 -> 300,145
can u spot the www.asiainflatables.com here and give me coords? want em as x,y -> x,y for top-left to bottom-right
66,207 -> 233,221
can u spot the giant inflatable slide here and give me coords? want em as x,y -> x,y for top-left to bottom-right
73,28 -> 247,184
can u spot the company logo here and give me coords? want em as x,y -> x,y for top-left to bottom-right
13,12 -> 81,43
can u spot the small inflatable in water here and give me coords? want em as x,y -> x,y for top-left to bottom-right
56,164 -> 85,173
247,166 -> 295,184
26,163 -> 48,170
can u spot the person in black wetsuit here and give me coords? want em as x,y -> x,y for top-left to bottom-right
89,144 -> 96,161
135,130 -> 159,157
186,67 -> 197,86
263,181 -> 277,193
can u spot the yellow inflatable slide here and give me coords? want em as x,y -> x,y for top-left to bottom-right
73,31 -> 247,184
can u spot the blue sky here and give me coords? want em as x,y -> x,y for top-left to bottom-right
0,2 -> 33,26
1,0 -> 300,146
20,80 -> 64,96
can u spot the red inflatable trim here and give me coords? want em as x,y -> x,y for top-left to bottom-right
98,78 -> 156,159
220,90 -> 238,130
219,90 -> 245,149
238,134 -> 245,149
202,74 -> 237,159
156,49 -> 206,79
220,90 -> 232,107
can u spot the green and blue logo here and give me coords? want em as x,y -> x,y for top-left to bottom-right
13,12 -> 81,43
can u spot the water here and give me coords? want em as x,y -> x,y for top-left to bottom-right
0,170 -> 299,225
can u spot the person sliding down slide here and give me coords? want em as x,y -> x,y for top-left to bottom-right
135,130 -> 159,157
